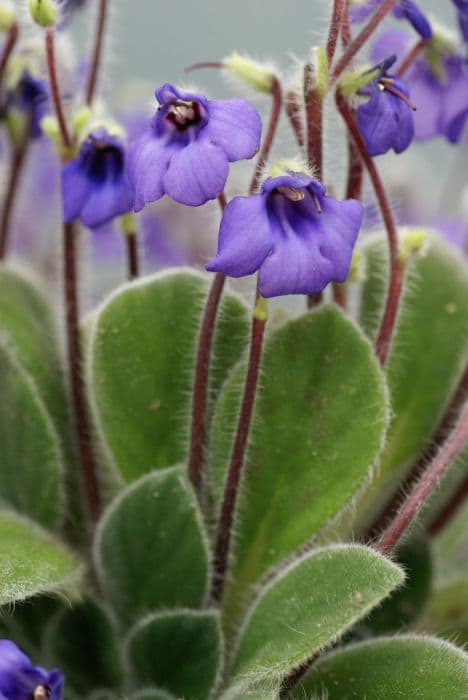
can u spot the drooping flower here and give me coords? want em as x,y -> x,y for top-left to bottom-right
126,83 -> 262,210
62,127 -> 134,229
371,28 -> 468,143
348,0 -> 432,39
0,640 -> 63,700
206,171 -> 363,298
452,0 -> 468,41
357,55 -> 415,156
7,70 -> 49,138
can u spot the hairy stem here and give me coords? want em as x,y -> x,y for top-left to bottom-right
285,88 -> 305,150
397,38 -> 429,76
250,76 -> 282,192
85,0 -> 108,105
45,30 -> 72,150
0,118 -> 32,260
365,364 -> 468,541
304,63 -> 323,177
336,93 -> 403,366
63,222 -> 101,522
331,0 -> 398,82
326,0 -> 347,65
377,406 -> 468,555
211,312 -> 267,603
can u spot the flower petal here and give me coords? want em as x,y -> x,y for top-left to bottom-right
205,98 -> 261,161
127,131 -> 173,212
259,197 -> 363,297
61,160 -> 90,223
357,86 -> 402,156
163,137 -> 229,206
206,193 -> 272,276
80,177 -> 134,230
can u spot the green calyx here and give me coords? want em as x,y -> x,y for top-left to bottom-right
27,0 -> 58,28
339,64 -> 380,97
224,52 -> 275,94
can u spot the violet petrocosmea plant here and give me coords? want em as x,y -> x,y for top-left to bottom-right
0,0 -> 467,698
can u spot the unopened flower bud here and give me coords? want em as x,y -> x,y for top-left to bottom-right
0,1 -> 15,31
28,0 -> 58,28
72,107 -> 91,136
399,227 -> 429,263
224,52 -> 275,93
309,46 -> 328,99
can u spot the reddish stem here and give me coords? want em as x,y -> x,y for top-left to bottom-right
0,118 -> 32,260
346,134 -> 364,200
211,314 -> 267,603
125,232 -> 139,281
326,0 -> 347,65
185,61 -> 224,73
429,472 -> 468,537
63,222 -> 101,522
336,93 -> 403,366
0,22 -> 18,89
45,30 -> 72,150
285,89 -> 305,150
332,282 -> 346,308
85,0 -> 108,105
331,0 -> 398,83
187,272 -> 226,494
377,406 -> 468,555
341,7 -> 353,47
397,38 -> 428,77
365,364 -> 468,542
304,63 -> 323,177
187,195 -> 227,495
250,76 -> 282,192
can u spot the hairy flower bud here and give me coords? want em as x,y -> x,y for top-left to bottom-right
27,0 -> 58,28
224,53 -> 275,93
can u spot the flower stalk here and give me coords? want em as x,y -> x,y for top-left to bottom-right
336,91 -> 404,366
85,0 -> 108,105
45,30 -> 72,151
377,405 -> 468,555
250,75 -> 282,192
211,302 -> 267,603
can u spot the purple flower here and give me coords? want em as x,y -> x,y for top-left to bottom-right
371,29 -> 468,143
0,640 -> 63,700
357,56 -> 415,156
126,83 -> 262,210
62,128 -> 134,229
349,0 -> 432,39
452,0 -> 468,41
7,71 -> 49,139
206,172 -> 363,297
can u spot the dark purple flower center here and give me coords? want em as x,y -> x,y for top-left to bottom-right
166,100 -> 202,131
82,137 -> 124,183
274,185 -> 323,214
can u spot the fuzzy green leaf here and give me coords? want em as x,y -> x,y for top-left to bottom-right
295,636 -> 468,699
0,511 -> 80,604
350,536 -> 432,638
0,344 -> 63,529
126,609 -> 222,700
46,597 -> 123,694
210,306 -> 389,616
88,270 -> 249,483
357,235 -> 468,527
94,467 -> 210,625
230,544 -> 403,687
